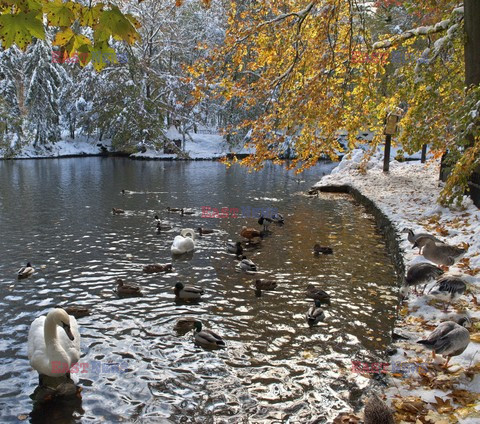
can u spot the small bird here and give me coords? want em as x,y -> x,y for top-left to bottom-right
18,262 -> 35,279
167,207 -> 182,213
181,208 -> 195,216
417,319 -> 470,368
143,263 -> 173,273
258,214 -> 273,232
428,276 -> 467,312
271,213 -> 284,224
237,256 -> 257,272
404,229 -> 442,252
116,279 -> 142,297
415,238 -> 466,267
193,321 -> 225,348
63,305 -> 90,319
226,241 -> 243,255
240,226 -> 262,242
306,300 -> 325,326
112,208 -> 125,215
174,282 -> 204,300
363,394 -> 394,424
197,227 -> 215,236
306,284 -> 331,302
313,243 -> 333,255
404,263 -> 444,295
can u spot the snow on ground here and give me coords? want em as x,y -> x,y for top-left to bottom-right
313,148 -> 480,422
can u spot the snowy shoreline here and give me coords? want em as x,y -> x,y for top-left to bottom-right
311,148 -> 480,423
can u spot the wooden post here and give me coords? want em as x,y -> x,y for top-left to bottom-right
383,134 -> 391,172
421,144 -> 427,163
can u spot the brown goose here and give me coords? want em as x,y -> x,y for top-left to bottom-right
404,263 -> 444,295
416,238 -> 466,267
364,394 -> 394,424
404,228 -> 442,252
428,276 -> 467,311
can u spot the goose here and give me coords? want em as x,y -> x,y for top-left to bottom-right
417,318 -> 470,368
143,263 -> 173,273
272,212 -> 284,224
180,208 -> 195,216
167,207 -> 182,213
197,227 -> 215,236
306,300 -> 325,326
28,308 -> 81,381
171,229 -> 196,255
363,394 -> 394,424
174,282 -> 204,300
258,215 -> 273,232
226,241 -> 243,255
18,262 -> 35,279
237,256 -> 257,272
193,321 -> 225,348
116,279 -> 142,297
240,226 -> 262,242
313,243 -> 333,255
63,306 -> 90,319
428,276 -> 467,312
306,284 -> 331,302
403,228 -> 442,251
416,238 -> 466,267
404,263 -> 444,295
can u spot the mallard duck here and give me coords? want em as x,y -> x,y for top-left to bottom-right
156,221 -> 171,234
181,208 -> 195,216
174,282 -> 204,300
404,263 -> 444,295
258,215 -> 273,231
174,317 -> 198,334
255,279 -> 277,290
417,318 -> 470,368
416,238 -> 466,267
112,208 -> 125,215
28,308 -> 81,380
171,229 -> 196,255
193,321 -> 225,348
306,284 -> 331,302
428,276 -> 467,311
306,300 -> 325,326
197,227 -> 215,236
116,279 -> 142,297
313,244 -> 333,255
63,306 -> 90,319
237,256 -> 257,272
272,212 -> 284,224
403,228 -> 442,251
167,207 -> 182,213
18,262 -> 35,279
143,263 -> 173,273
240,226 -> 262,241
364,394 -> 394,424
227,241 -> 243,255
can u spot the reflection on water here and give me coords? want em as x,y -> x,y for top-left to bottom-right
0,158 -> 398,423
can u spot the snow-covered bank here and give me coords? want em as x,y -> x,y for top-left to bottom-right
312,149 -> 480,423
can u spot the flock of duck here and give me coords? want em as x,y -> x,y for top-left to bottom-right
401,229 -> 475,368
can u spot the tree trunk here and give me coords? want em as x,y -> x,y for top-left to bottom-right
465,0 -> 480,88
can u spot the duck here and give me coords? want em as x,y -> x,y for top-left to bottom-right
258,214 -> 273,232
143,263 -> 173,273
112,208 -> 125,215
306,284 -> 331,302
306,300 -> 325,326
403,263 -> 444,295
403,228 -> 442,251
363,394 -> 394,424
63,306 -> 90,319
154,215 -> 171,231
174,317 -> 198,334
415,238 -> 466,267
166,207 -> 182,213
193,321 -> 225,348
313,243 -> 333,255
174,282 -> 204,300
28,308 -> 81,381
181,208 -> 195,216
197,227 -> 215,236
171,229 -> 196,255
226,241 -> 243,255
254,279 -> 277,291
240,226 -> 262,242
272,212 -> 284,224
237,256 -> 257,272
428,276 -> 467,311
116,279 -> 142,297
18,262 -> 35,279
417,318 -> 470,368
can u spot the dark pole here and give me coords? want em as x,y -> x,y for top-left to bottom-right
421,144 -> 427,163
383,134 -> 391,172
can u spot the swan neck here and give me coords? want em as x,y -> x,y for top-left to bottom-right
44,313 -> 62,349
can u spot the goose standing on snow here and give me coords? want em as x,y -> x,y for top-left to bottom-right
28,308 -> 81,383
237,256 -> 257,272
415,238 -> 466,267
193,321 -> 225,348
363,394 -> 394,424
174,282 -> 204,300
403,263 -> 444,295
226,241 -> 243,256
403,229 -> 442,252
306,300 -> 325,326
417,318 -> 470,368
18,262 -> 35,279
171,229 -> 196,255
428,276 -> 467,311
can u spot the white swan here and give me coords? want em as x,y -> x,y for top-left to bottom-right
28,308 -> 81,378
171,228 -> 196,255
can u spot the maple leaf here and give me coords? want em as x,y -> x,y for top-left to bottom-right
43,0 -> 77,26
430,396 -> 454,414
0,11 -> 44,49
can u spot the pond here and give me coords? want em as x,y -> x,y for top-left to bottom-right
0,158 -> 399,423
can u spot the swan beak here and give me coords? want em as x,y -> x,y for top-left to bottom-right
63,323 -> 75,341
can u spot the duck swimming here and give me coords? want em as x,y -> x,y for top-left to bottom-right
116,279 -> 143,297
174,282 -> 204,300
112,208 -> 125,215
313,244 -> 333,255
305,284 -> 331,302
193,321 -> 225,348
143,263 -> 173,273
197,227 -> 215,236
18,262 -> 35,279
306,300 -> 325,326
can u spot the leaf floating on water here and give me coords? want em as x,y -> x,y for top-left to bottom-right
302,350 -> 314,359
17,415 -> 28,421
